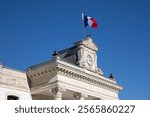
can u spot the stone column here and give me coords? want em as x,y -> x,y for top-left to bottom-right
80,95 -> 84,100
52,86 -> 63,100
54,91 -> 62,100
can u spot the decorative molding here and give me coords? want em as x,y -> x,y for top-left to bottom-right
27,67 -> 57,79
57,66 -> 122,92
83,37 -> 98,51
58,80 -> 118,99
51,86 -> 63,94
75,37 -> 98,51
49,86 -> 66,100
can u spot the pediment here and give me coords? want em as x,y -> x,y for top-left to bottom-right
75,37 -> 98,51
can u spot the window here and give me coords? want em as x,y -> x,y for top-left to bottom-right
7,95 -> 19,100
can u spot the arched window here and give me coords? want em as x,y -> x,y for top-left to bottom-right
7,95 -> 19,100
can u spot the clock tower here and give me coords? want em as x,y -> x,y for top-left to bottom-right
75,35 -> 103,75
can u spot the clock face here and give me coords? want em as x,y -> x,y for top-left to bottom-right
87,55 -> 93,66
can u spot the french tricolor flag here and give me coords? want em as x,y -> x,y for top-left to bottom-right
82,13 -> 98,28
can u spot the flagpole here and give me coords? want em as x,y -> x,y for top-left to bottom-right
81,12 -> 86,39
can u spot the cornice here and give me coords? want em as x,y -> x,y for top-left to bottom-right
57,60 -> 115,84
58,80 -> 118,99
57,66 -> 122,92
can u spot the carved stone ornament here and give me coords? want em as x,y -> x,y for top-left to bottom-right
73,93 -> 88,100
83,37 -> 98,51
76,60 -> 85,68
74,37 -> 98,51
51,86 -> 63,94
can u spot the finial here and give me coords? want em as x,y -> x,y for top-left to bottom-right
109,73 -> 116,81
52,50 -> 60,60
27,67 -> 31,72
52,50 -> 59,56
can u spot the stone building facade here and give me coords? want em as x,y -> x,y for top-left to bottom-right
0,36 -> 122,100
0,64 -> 31,100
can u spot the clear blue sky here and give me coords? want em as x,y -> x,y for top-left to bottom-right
0,0 -> 150,100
